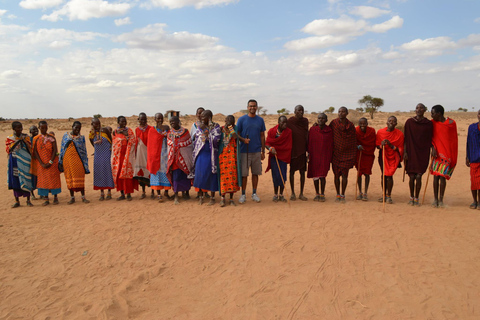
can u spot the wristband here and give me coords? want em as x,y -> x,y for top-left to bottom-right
49,160 -> 54,164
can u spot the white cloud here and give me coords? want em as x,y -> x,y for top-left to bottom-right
22,28 -> 103,47
475,17 -> 480,23
284,35 -> 350,51
367,15 -> 403,33
114,16 -> 131,26
1,70 -> 22,79
145,0 -> 237,9
302,16 -> 367,37
458,34 -> 480,47
20,0 -> 63,9
41,0 -> 130,22
294,51 -> 363,75
400,36 -> 457,55
349,6 -> 390,19
209,82 -> 258,91
130,73 -> 156,79
0,9 -> 6,16
115,23 -> 220,51
180,58 -> 241,73
382,51 -> 402,59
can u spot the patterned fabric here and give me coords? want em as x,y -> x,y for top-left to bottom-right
265,125 -> 292,173
270,157 -> 287,188
92,132 -> 114,190
6,133 -> 33,194
134,125 -> 151,184
330,118 -> 357,171
193,141 -> 219,192
62,143 -> 86,191
470,163 -> 480,190
192,122 -> 221,174
287,116 -> 309,171
150,132 -> 171,189
32,134 -> 61,195
218,126 -> 241,194
355,126 -> 376,176
431,118 -> 458,180
376,128 -> 404,176
307,125 -> 333,178
59,132 -> 90,174
467,123 -> 480,164
167,127 -> 193,177
112,127 -> 138,192
404,117 -> 433,174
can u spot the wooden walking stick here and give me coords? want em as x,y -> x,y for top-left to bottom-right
422,156 -> 433,205
402,159 -> 406,182
382,146 -> 386,213
274,154 -> 290,207
355,150 -> 362,200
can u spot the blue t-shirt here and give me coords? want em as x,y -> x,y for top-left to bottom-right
237,114 -> 266,153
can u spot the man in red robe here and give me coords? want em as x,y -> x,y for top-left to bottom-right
404,103 -> 433,206
430,104 -> 458,208
355,118 -> 376,201
330,107 -> 356,203
287,105 -> 309,201
376,116 -> 404,204
307,113 -> 333,202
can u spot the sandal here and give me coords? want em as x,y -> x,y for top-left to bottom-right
290,193 -> 297,201
26,200 -> 33,207
198,196 -> 204,205
386,197 -> 393,204
140,193 -> 146,200
105,194 -> 112,200
470,202 -> 478,209
273,195 -> 279,202
431,200 -> 438,208
157,195 -> 164,203
67,198 -> 75,205
126,195 -> 132,201
313,195 -> 320,202
299,194 -> 308,201
340,195 -> 346,203
408,197 -> 414,205
82,198 -> 90,204
42,200 -> 50,206
99,195 -> 105,201
335,194 -> 341,202
117,195 -> 126,201
219,198 -> 226,207
53,198 -> 59,205
356,193 -> 363,200
11,202 -> 20,208
229,199 -> 237,206
414,198 -> 420,207
208,198 -> 215,206
279,195 -> 287,203
150,193 -> 155,200
319,194 -> 326,202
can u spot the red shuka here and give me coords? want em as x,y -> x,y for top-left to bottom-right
265,125 -> 292,173
376,127 -> 404,176
307,125 -> 333,178
355,126 -> 376,175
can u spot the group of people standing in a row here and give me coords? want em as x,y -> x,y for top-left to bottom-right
5,100 -> 479,209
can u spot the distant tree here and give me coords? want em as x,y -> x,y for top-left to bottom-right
356,107 -> 364,112
0,117 -> 5,121
358,95 -> 384,119
240,109 -> 248,114
311,111 -> 318,115
277,108 -> 286,115
324,106 -> 335,114
457,107 -> 467,112
261,109 -> 268,116
93,114 -> 102,119
68,117 -> 74,121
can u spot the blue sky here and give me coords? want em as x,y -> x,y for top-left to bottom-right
1,0 -> 480,119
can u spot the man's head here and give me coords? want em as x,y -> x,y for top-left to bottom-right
318,113 -> 328,127
294,105 -> 304,119
358,117 -> 368,133
225,115 -> 235,127
387,116 -> 397,131
278,115 -> 287,132
247,99 -> 258,117
338,106 -> 348,120
29,125 -> 38,137
91,118 -> 101,131
415,103 -> 427,117
117,116 -> 127,128
431,105 -> 444,121
12,121 -> 22,136
201,110 -> 213,125
72,121 -> 82,135
154,113 -> 164,125
196,107 -> 205,120
169,116 -> 180,130
138,112 -> 147,126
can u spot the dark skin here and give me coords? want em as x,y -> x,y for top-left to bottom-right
334,107 -> 350,196
113,117 -> 133,200
198,110 -> 216,205
169,117 -> 185,205
289,105 -> 307,200
137,113 -> 152,196
314,114 -> 328,196
267,117 -> 288,197
241,101 -> 263,195
29,126 -> 39,199
378,116 -> 400,198
90,118 -> 112,200
10,124 -> 33,207
466,110 -> 480,206
220,115 -> 243,205
35,123 -> 59,205
356,118 -> 370,196
154,113 -> 170,201
431,108 -> 453,207
404,104 -> 429,201
64,123 -> 89,203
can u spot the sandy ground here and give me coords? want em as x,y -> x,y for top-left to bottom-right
1,111 -> 480,319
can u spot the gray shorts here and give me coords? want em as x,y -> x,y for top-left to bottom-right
241,152 -> 263,177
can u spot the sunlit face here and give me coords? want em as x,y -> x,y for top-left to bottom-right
30,126 -> 38,137
155,113 -> 164,126
338,107 -> 348,119
39,123 -> 48,135
359,119 -> 368,133
248,101 -> 258,115
91,119 -> 101,131
415,104 -> 426,117
14,124 -> 23,136
170,118 -> 180,130
318,114 -> 327,127
225,116 -> 234,127
387,117 -> 397,131
138,114 -> 147,126
72,123 -> 82,135
118,117 -> 127,128
278,117 -> 287,131
294,105 -> 304,119
196,108 -> 205,120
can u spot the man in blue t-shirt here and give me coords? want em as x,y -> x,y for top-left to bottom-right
237,99 -> 266,203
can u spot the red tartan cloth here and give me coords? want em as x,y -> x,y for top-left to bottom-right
265,125 -> 292,173
330,118 -> 356,169
470,162 -> 480,190
376,128 -> 404,176
147,128 -> 165,175
307,125 -> 333,178
355,126 -> 376,175
404,117 -> 433,174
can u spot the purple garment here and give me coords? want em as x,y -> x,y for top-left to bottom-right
172,169 -> 191,192
14,189 -> 30,198
192,123 -> 221,174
